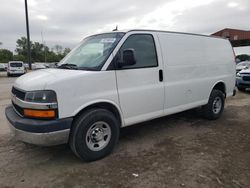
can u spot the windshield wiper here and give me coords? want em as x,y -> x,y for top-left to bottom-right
57,63 -> 78,70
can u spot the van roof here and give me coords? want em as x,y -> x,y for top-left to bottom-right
102,29 -> 226,40
131,29 -> 226,39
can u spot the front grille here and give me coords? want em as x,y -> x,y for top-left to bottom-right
243,76 -> 250,81
12,101 -> 24,116
12,87 -> 26,100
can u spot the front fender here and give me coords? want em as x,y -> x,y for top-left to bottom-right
72,99 -> 124,127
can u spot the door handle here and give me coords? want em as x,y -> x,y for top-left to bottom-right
159,69 -> 163,82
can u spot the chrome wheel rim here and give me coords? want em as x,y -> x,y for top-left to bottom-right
212,97 -> 222,114
86,121 -> 111,151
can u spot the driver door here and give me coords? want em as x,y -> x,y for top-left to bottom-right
115,33 -> 165,126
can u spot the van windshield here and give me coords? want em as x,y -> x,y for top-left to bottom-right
10,63 -> 23,67
58,32 -> 125,71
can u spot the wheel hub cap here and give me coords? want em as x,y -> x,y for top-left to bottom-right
212,97 -> 222,114
86,121 -> 111,151
91,128 -> 104,142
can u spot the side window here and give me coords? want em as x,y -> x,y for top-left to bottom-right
119,34 -> 158,69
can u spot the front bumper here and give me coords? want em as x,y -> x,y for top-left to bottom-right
5,105 -> 73,146
236,77 -> 250,88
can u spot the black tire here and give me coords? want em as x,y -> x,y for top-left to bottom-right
70,108 -> 120,161
202,89 -> 225,120
237,86 -> 245,92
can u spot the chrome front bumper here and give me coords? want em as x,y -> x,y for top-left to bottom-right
5,105 -> 73,146
8,123 -> 70,146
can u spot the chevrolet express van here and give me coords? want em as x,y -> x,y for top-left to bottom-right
7,61 -> 25,76
5,30 -> 236,161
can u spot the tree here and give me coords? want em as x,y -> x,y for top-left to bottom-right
54,44 -> 63,55
15,37 -> 70,63
13,54 -> 26,62
31,42 -> 46,62
15,37 -> 30,59
16,37 -> 47,62
63,48 -> 71,56
0,49 -> 13,63
46,51 -> 60,62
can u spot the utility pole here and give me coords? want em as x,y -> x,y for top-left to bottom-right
25,0 -> 32,70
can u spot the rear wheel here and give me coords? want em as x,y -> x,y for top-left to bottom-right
202,89 -> 225,120
70,108 -> 120,161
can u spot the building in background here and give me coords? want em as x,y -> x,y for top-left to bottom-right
211,28 -> 250,47
212,28 -> 250,56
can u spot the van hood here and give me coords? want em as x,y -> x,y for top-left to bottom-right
14,68 -> 93,91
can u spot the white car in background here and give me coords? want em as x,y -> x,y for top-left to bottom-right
0,63 -> 6,71
236,61 -> 250,73
236,68 -> 250,91
7,61 -> 25,76
33,63 -> 47,70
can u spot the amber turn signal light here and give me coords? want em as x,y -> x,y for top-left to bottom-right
24,109 -> 56,118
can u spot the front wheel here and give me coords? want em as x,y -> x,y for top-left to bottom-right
202,89 -> 225,120
70,108 -> 120,161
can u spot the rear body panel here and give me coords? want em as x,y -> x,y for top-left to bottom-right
157,32 -> 235,115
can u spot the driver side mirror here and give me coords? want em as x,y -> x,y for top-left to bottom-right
118,48 -> 136,67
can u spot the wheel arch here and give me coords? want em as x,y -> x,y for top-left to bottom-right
211,81 -> 226,97
73,100 -> 124,127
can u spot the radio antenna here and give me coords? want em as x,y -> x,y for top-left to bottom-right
112,25 -> 118,31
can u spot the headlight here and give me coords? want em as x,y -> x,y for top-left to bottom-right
23,90 -> 57,119
236,73 -> 241,77
25,90 -> 57,103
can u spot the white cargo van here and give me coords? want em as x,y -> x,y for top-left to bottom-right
7,61 -> 25,76
5,30 -> 236,161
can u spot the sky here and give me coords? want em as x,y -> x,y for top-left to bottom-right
0,0 -> 250,52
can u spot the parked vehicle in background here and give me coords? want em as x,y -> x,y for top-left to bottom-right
2,63 -> 7,71
0,63 -> 5,71
236,68 -> 250,91
24,63 -> 29,69
33,63 -> 47,70
5,30 -> 236,161
45,62 -> 58,68
7,61 -> 25,76
236,61 -> 250,73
